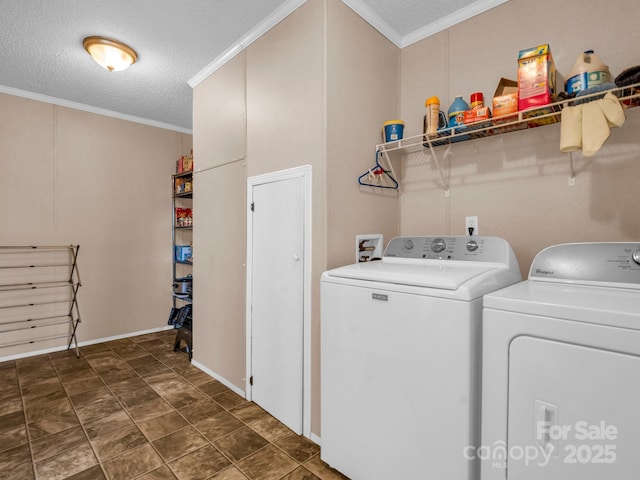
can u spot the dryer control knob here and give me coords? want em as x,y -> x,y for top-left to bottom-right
466,240 -> 479,252
431,238 -> 446,253
632,248 -> 640,265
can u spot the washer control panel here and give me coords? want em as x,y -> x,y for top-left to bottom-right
530,242 -> 640,287
384,236 -> 508,263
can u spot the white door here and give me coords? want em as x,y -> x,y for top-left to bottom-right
247,167 -> 309,435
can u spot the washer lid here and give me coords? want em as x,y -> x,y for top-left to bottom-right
324,260 -> 496,290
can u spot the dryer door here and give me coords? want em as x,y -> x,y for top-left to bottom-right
507,336 -> 640,479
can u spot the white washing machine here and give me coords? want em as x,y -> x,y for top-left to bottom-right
481,242 -> 640,480
321,236 -> 521,480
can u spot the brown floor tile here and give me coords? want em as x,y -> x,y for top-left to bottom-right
88,359 -> 130,374
109,377 -> 161,408
183,370 -> 214,387
178,398 -> 224,424
275,434 -> 320,463
303,455 -> 350,480
84,410 -> 135,442
49,349 -> 84,362
229,403 -> 269,425
235,445 -> 297,480
17,366 -> 58,386
170,361 -> 201,377
0,410 -> 26,433
136,340 -> 169,354
58,366 -> 99,384
154,352 -> 186,365
194,411 -> 244,442
134,361 -> 172,377
51,355 -> 91,372
15,356 -> 53,370
87,355 -> 131,373
212,390 -> 247,410
213,426 -> 269,462
145,371 -> 192,396
199,380 -> 230,398
75,396 -> 123,424
137,465 -> 178,480
152,426 -> 208,462
69,385 -> 114,409
30,425 -> 89,462
28,409 -> 80,440
168,444 -> 231,480
100,368 -> 139,385
162,386 -> 208,410
102,442 -> 163,480
0,443 -> 31,473
126,396 -> 175,423
0,423 -> 28,453
138,411 -> 189,441
20,377 -> 65,400
2,336 -> 344,480
280,467 -> 321,480
126,354 -> 157,367
90,424 -> 148,462
64,464 -> 107,480
248,416 -> 293,443
34,443 -> 97,480
64,376 -> 105,396
116,347 -> 149,361
0,364 -> 18,390
0,463 -> 34,480
24,389 -> 73,423
210,467 -> 250,479
0,387 -> 22,417
79,343 -> 111,355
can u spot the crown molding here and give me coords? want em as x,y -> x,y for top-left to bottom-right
188,0 -> 308,88
0,84 -> 192,134
401,0 -> 510,47
340,0 -> 403,47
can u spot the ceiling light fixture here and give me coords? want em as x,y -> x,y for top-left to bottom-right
83,36 -> 137,72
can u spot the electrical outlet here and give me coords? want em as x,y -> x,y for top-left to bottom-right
466,216 -> 478,236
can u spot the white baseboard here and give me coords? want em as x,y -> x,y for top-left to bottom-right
0,325 -> 174,363
191,359 -> 246,398
310,432 -> 321,446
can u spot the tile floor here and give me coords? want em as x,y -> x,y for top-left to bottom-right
0,329 -> 349,480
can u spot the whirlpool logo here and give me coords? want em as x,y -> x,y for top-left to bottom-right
535,268 -> 555,276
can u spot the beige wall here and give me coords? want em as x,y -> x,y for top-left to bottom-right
0,92 -> 192,359
400,0 -> 640,273
326,0 -> 400,269
192,51 -> 248,390
191,0 -> 401,437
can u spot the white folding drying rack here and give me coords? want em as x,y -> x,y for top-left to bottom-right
0,245 -> 82,358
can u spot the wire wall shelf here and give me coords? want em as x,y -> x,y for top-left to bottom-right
362,82 -> 640,192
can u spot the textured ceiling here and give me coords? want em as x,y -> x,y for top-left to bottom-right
0,0 -> 507,132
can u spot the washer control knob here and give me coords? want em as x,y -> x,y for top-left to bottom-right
431,238 -> 446,253
466,240 -> 479,252
403,239 -> 415,250
633,248 -> 640,265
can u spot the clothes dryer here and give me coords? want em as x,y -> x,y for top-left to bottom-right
481,242 -> 640,480
321,236 -> 521,480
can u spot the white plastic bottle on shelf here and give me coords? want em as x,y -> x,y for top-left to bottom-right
565,50 -> 611,94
